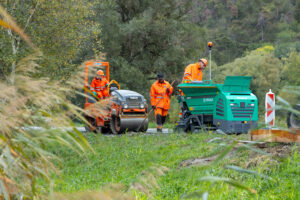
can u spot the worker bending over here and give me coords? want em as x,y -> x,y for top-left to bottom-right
90,70 -> 109,99
150,72 -> 173,132
183,58 -> 207,82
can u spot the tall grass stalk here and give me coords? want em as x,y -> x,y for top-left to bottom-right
0,4 -> 108,199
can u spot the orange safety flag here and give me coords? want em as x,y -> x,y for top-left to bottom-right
150,80 -> 173,110
182,63 -> 203,82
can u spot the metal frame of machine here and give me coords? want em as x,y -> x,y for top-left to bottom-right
83,61 -> 148,134
176,76 -> 258,134
176,42 -> 258,134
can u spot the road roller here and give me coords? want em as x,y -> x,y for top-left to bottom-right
176,76 -> 258,134
83,61 -> 148,134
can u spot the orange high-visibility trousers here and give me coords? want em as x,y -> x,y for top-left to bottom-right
154,108 -> 168,129
96,89 -> 109,99
150,80 -> 173,129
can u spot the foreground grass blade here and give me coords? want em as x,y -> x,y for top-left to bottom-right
199,176 -> 257,194
72,127 -> 95,154
239,143 -> 271,156
213,141 -> 238,165
277,96 -> 290,106
0,179 -> 10,200
225,165 -> 274,181
182,190 -> 208,199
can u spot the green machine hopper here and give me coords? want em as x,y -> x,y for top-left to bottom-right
176,76 -> 258,133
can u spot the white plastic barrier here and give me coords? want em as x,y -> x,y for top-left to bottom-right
265,89 -> 275,127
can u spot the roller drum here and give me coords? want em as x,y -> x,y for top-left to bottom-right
110,115 -> 148,134
120,117 -> 148,132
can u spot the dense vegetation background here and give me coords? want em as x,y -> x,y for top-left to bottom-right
1,0 -> 299,111
94,0 -> 300,107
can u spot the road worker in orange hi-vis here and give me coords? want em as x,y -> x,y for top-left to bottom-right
182,58 -> 207,82
90,70 -> 109,99
150,72 -> 173,132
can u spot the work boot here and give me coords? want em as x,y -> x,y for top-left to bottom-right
157,128 -> 162,133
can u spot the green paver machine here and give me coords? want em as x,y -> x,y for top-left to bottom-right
176,76 -> 258,133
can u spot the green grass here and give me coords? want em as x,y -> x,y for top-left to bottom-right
50,132 -> 300,199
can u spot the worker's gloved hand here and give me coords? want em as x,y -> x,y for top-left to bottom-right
93,91 -> 97,96
152,106 -> 156,110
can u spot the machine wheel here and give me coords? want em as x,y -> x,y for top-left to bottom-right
85,117 -> 106,134
85,117 -> 97,133
110,115 -> 123,134
94,126 -> 102,134
287,105 -> 300,129
84,124 -> 92,133
84,116 -> 92,133
101,126 -> 111,134
174,126 -> 185,133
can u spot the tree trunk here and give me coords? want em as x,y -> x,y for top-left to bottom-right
7,29 -> 18,85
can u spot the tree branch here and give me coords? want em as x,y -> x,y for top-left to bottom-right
23,0 -> 40,32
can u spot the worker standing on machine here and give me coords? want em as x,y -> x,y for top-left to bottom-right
150,72 -> 173,132
182,58 -> 207,82
90,70 -> 109,99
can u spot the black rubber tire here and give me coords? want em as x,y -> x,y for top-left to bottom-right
101,126 -> 111,134
287,104 -> 300,129
94,127 -> 102,134
84,125 -> 91,133
85,116 -> 107,134
85,116 -> 96,133
175,126 -> 184,133
110,115 -> 123,134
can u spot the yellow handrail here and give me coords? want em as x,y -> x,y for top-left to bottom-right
108,80 -> 120,93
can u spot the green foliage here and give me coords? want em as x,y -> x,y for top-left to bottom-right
93,0 -> 206,97
295,0 -> 300,23
167,95 -> 180,124
277,52 -> 300,105
191,0 -> 299,65
274,22 -> 300,58
31,1 -> 100,78
88,0 -> 300,108
0,0 -> 100,81
215,46 -> 282,111
52,133 -> 300,199
281,52 -> 300,86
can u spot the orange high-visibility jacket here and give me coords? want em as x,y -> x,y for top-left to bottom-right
150,80 -> 173,110
90,77 -> 108,92
183,63 -> 203,81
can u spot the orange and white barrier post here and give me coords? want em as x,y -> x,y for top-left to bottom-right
265,89 -> 275,127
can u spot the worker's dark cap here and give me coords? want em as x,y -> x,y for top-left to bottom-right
157,72 -> 164,78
